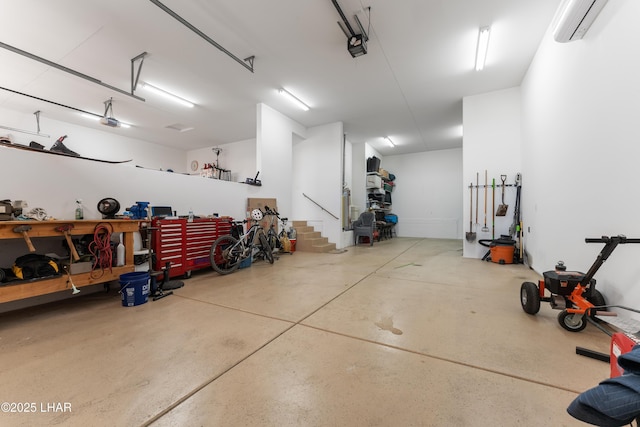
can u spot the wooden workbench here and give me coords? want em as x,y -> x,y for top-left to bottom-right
0,219 -> 140,304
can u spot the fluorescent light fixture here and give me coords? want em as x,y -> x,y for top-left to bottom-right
385,136 -> 395,147
278,88 -> 310,111
140,82 -> 194,108
475,26 -> 491,71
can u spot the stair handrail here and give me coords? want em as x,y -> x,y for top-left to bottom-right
302,193 -> 339,220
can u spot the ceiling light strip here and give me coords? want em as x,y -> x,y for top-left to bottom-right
475,27 -> 491,71
149,0 -> 255,73
385,136 -> 395,147
140,82 -> 194,108
279,89 -> 310,111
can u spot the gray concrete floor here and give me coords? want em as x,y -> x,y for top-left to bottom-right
0,238 -> 612,426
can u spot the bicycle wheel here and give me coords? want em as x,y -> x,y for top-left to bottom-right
210,235 -> 242,275
258,232 -> 274,264
266,230 -> 279,251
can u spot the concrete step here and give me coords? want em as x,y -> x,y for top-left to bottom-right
305,242 -> 336,253
295,226 -> 315,234
291,220 -> 336,253
297,230 -> 321,241
296,236 -> 327,249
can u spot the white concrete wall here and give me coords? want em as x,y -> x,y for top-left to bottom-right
521,0 -> 640,311
462,87 -> 522,258
350,142 -> 367,220
0,144 -> 252,266
383,148 -> 463,239
187,138 -> 256,183
292,122 -> 344,248
256,103 -> 307,219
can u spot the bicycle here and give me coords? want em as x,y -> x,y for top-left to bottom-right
264,205 -> 289,251
209,209 -> 274,275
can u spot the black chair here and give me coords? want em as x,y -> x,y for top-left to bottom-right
353,211 -> 376,246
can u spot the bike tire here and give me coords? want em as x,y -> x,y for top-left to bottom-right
210,235 -> 242,275
267,232 -> 279,250
259,232 -> 275,264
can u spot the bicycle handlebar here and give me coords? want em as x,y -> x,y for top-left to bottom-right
263,206 -> 287,224
585,235 -> 640,244
263,205 -> 279,216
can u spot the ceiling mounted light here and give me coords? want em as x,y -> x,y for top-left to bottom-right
140,82 -> 194,108
278,88 -> 310,111
475,26 -> 491,71
385,136 -> 395,147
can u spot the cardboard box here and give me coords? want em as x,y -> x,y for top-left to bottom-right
247,198 -> 278,231
59,261 -> 93,275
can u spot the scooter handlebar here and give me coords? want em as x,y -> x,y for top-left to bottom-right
585,235 -> 640,244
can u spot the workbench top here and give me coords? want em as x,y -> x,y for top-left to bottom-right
0,219 -> 140,238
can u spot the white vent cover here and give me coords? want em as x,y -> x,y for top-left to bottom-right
165,123 -> 194,132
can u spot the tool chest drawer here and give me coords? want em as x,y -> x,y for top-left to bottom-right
151,219 -> 185,277
152,217 -> 233,278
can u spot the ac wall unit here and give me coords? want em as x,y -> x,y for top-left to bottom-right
553,0 -> 609,43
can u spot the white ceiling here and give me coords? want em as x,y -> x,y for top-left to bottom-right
0,0 -> 560,156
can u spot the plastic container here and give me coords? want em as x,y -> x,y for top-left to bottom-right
116,234 -> 125,267
490,244 -> 514,264
290,239 -> 296,253
75,200 -> 83,220
119,272 -> 150,307
239,256 -> 252,269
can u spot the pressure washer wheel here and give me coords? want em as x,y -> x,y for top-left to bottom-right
587,289 -> 606,308
558,310 -> 588,332
520,282 -> 541,315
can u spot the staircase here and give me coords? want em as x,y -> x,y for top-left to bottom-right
292,220 -> 336,253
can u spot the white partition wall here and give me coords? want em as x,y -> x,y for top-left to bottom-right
462,88 -> 523,259
520,0 -> 640,312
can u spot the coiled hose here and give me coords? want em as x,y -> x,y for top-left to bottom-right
89,223 -> 113,278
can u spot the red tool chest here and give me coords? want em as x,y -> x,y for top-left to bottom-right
151,217 -> 233,278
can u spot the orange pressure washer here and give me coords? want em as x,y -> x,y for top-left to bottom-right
520,235 -> 640,332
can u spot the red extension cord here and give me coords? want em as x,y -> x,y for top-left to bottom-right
89,223 -> 113,279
